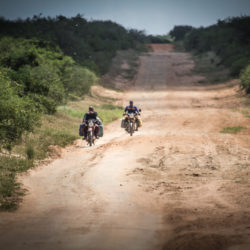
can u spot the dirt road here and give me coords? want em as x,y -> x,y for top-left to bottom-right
0,45 -> 250,250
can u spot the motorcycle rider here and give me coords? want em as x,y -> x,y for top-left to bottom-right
123,100 -> 142,130
82,106 -> 99,140
124,100 -> 139,114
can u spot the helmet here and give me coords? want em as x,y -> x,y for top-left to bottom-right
89,106 -> 94,112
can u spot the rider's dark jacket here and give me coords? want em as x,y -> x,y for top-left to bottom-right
124,106 -> 139,113
83,111 -> 98,122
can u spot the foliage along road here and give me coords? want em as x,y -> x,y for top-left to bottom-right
0,44 -> 250,250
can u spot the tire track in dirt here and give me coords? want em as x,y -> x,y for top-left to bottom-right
0,44 -> 250,250
129,45 -> 250,250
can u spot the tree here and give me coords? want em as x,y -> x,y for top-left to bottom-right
169,25 -> 194,41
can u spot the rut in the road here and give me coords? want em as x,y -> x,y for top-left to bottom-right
0,44 -> 249,250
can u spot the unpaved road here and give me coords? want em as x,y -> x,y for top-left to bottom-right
0,44 -> 250,250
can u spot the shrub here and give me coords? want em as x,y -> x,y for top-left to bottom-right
169,25 -> 194,41
25,144 -> 35,159
240,65 -> 250,93
62,65 -> 98,96
0,37 -> 98,114
230,57 -> 250,77
0,70 -> 38,149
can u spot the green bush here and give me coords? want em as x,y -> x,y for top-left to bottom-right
230,57 -> 250,77
0,37 -> 99,148
0,37 -> 98,114
25,144 -> 35,160
0,70 -> 38,149
240,65 -> 250,93
62,65 -> 98,96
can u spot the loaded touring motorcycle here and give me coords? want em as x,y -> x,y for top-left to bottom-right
86,119 -> 97,146
79,117 -> 103,146
121,109 -> 141,136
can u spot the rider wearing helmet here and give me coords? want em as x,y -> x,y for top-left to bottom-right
83,106 -> 98,121
82,106 -> 99,139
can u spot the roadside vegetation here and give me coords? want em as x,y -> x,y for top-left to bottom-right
0,14 -> 163,151
0,156 -> 33,210
169,16 -> 250,93
0,91 -> 123,210
221,126 -> 246,134
0,14 -> 157,75
0,14 -> 163,210
240,65 -> 250,93
192,52 -> 230,84
0,37 -> 98,150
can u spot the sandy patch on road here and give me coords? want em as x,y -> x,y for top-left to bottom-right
0,44 -> 249,250
128,44 -> 250,250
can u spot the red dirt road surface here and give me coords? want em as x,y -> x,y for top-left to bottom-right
0,44 -> 250,250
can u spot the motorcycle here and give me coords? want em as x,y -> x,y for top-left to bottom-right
122,109 -> 142,136
124,112 -> 139,136
86,119 -> 98,146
